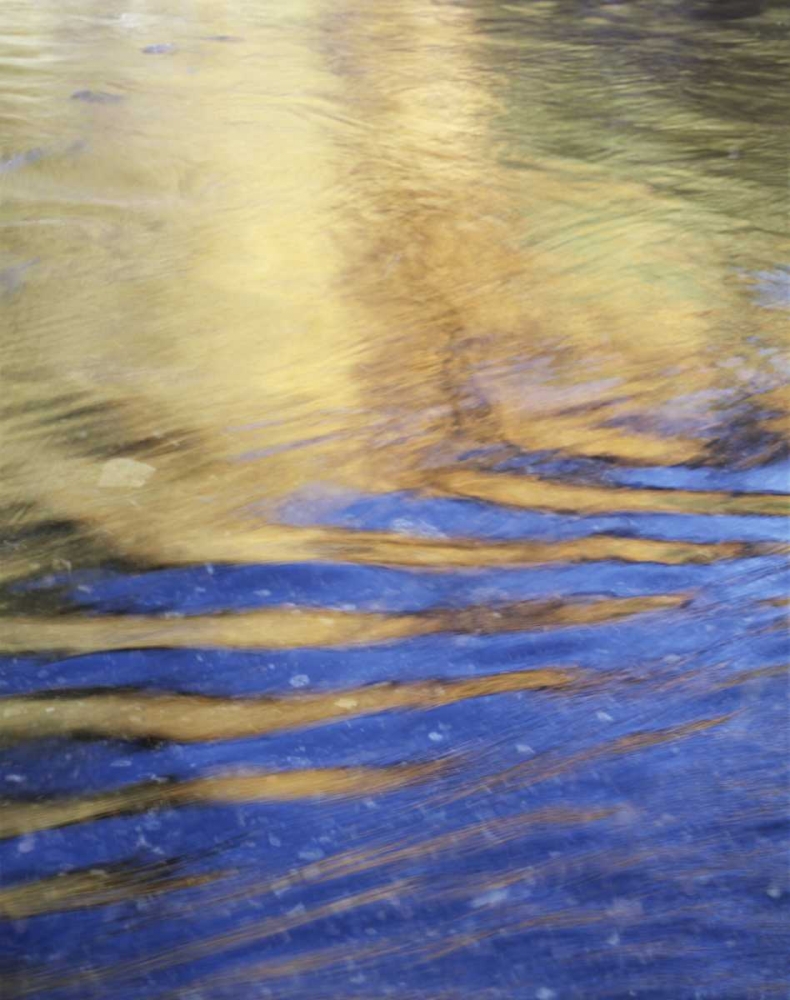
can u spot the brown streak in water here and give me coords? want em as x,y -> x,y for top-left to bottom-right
0,666 -> 576,744
433,468 -> 789,518
758,597 -> 790,609
0,762 -> 442,840
0,593 -> 686,654
0,524 -> 751,590
186,525 -> 754,569
0,864 -> 223,919
9,881 -> 415,1000
712,663 -> 788,690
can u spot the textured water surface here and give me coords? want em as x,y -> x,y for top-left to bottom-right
0,1 -> 788,998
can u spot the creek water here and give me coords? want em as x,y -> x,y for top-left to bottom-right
0,1 -> 788,998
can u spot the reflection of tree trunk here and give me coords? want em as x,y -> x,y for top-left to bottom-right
320,3 -> 526,463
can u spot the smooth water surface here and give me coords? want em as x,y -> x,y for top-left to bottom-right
0,1 -> 788,997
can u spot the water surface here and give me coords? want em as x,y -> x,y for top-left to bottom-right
0,1 -> 788,998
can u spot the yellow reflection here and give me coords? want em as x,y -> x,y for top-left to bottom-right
434,469 -> 789,517
0,863 -> 220,919
0,0 -> 785,587
0,761 -> 442,840
0,593 -> 685,654
0,666 -> 576,744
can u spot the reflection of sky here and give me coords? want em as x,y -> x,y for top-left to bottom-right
1,624 -> 786,1000
278,488 -> 788,544
748,267 -> 790,310
1,487 -> 787,997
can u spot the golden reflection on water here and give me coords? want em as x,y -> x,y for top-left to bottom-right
0,0 -> 786,585
433,469 -> 789,516
1,592 -> 685,653
0,761 -> 444,840
0,666 -> 577,743
0,862 -> 221,919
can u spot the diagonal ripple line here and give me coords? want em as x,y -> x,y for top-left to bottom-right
0,761 -> 446,840
0,592 -> 688,654
433,468 -> 790,517
0,666 -> 578,744
0,863 -> 224,920
430,712 -> 737,807
149,525 -> 765,569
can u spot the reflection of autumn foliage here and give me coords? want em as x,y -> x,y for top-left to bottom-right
0,0 -> 786,590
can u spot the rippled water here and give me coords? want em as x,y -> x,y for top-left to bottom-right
1,1 -> 788,998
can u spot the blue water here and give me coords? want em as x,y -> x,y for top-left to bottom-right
1,0 -> 788,996
2,474 -> 787,998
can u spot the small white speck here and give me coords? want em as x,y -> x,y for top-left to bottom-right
428,731 -> 444,743
17,836 -> 35,855
267,834 -> 282,847
5,774 -> 24,783
390,518 -> 445,539
536,989 -> 557,1000
289,674 -> 310,689
298,847 -> 325,862
98,457 -> 155,489
287,903 -> 306,916
515,743 -> 534,755
607,898 -> 643,919
607,931 -> 621,946
766,886 -> 782,899
470,888 -> 509,909
596,711 -> 614,723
